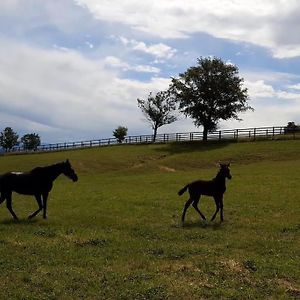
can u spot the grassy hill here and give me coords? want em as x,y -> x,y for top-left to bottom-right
0,140 -> 299,299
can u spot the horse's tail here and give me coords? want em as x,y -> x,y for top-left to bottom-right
178,184 -> 189,196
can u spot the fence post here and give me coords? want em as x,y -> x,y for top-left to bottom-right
254,128 -> 256,141
236,129 -> 239,141
219,130 -> 222,141
293,129 -> 296,140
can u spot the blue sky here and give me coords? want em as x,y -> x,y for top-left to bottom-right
1,0 -> 300,143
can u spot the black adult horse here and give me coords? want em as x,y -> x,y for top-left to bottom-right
0,159 -> 78,220
178,163 -> 232,223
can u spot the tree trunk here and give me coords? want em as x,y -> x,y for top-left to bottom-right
203,126 -> 208,142
153,125 -> 158,143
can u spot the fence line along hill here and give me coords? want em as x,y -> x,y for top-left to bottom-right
7,125 -> 300,153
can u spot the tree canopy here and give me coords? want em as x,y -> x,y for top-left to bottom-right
170,57 -> 253,141
0,127 -> 19,151
113,126 -> 128,143
137,91 -> 177,142
21,133 -> 41,150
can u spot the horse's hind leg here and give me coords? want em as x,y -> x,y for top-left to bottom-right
192,196 -> 206,220
42,192 -> 49,219
220,197 -> 224,222
28,194 -> 43,219
211,196 -> 220,221
181,198 -> 193,223
6,193 -> 19,220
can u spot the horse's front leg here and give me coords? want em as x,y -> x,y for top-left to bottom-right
42,192 -> 49,219
5,193 -> 19,220
28,194 -> 43,219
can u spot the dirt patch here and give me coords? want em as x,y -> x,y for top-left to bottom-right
131,163 -> 145,169
159,165 -> 176,172
220,259 -> 245,273
278,279 -> 300,298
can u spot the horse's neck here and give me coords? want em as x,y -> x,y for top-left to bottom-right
40,164 -> 63,181
214,171 -> 226,186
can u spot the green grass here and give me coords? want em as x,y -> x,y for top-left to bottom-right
0,140 -> 299,299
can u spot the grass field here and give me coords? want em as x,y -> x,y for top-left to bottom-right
0,140 -> 299,299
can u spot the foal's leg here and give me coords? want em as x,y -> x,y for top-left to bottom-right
220,197 -> 224,222
42,192 -> 49,219
28,194 -> 43,219
192,196 -> 206,220
181,198 -> 193,223
211,196 -> 220,221
6,193 -> 19,220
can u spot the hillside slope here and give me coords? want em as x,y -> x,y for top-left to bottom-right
1,139 -> 300,174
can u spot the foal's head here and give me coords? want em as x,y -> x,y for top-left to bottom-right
61,159 -> 78,182
219,163 -> 232,180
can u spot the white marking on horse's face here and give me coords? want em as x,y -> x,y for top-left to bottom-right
11,172 -> 23,175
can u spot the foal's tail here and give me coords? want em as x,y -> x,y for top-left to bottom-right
178,184 -> 189,196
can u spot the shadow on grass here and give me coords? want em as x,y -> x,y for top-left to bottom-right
172,220 -> 223,230
155,140 -> 232,155
0,218 -> 39,225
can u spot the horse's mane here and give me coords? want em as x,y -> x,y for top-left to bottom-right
30,162 -> 64,174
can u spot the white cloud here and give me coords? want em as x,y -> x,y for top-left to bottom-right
287,83 -> 300,90
77,0 -> 300,58
245,79 -> 300,101
245,80 -> 277,98
119,37 -> 177,60
104,56 -> 160,73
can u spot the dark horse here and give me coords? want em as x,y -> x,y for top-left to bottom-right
0,159 -> 78,220
178,163 -> 232,223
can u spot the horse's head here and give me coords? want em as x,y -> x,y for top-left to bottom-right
219,163 -> 232,180
62,159 -> 78,182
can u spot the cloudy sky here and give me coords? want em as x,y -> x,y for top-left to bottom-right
1,0 -> 300,143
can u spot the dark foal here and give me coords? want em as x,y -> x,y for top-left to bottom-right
178,163 -> 232,223
0,159 -> 78,220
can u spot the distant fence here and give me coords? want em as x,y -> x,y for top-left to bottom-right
8,126 -> 300,153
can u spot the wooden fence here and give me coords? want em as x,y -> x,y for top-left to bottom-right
8,126 -> 300,153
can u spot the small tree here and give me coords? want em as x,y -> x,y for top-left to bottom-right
170,57 -> 253,141
137,90 -> 177,142
0,127 -> 19,151
21,133 -> 41,150
285,121 -> 300,134
113,126 -> 128,143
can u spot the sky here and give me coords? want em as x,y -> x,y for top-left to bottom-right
1,0 -> 300,143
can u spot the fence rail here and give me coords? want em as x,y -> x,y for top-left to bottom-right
8,126 -> 300,153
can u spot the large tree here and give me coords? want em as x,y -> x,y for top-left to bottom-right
0,127 -> 19,151
170,57 -> 253,141
137,90 -> 177,142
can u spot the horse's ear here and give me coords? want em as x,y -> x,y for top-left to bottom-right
66,159 -> 70,164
